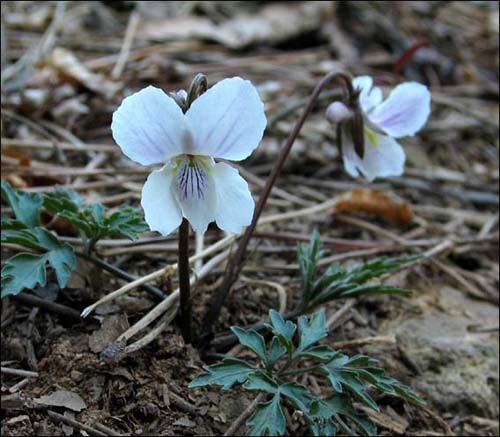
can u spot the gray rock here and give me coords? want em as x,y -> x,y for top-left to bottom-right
393,287 -> 499,419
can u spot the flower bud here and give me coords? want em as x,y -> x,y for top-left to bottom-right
175,89 -> 188,100
169,89 -> 188,112
325,101 -> 353,124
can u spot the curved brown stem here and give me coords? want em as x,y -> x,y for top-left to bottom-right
200,71 -> 354,347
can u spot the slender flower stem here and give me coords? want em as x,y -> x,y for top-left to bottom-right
178,218 -> 193,343
201,71 -> 354,346
172,73 -> 208,344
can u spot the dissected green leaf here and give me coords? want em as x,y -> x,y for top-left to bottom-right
393,383 -> 426,405
1,253 -> 48,298
341,284 -> 410,298
312,262 -> 343,296
1,227 -> 76,298
345,358 -> 425,405
347,366 -> 396,394
313,281 -> 411,308
57,210 -> 95,236
298,229 -> 324,304
336,371 -> 379,411
323,394 -> 376,436
43,188 -> 83,214
188,358 -> 255,390
1,217 -> 29,230
297,231 -> 416,310
310,398 -> 335,420
43,189 -> 148,245
247,393 -> 286,436
2,227 -> 42,250
322,366 -> 344,393
279,382 -> 313,412
321,360 -> 380,411
316,256 -> 416,304
320,352 -> 425,412
297,310 -> 327,352
342,355 -> 378,367
1,180 -> 42,227
244,372 -> 279,393
187,315 -> 425,436
89,203 -> 105,221
310,418 -> 337,437
245,375 -> 313,415
102,205 -> 148,240
309,399 -> 338,436
268,309 -> 296,340
345,256 -> 418,284
231,327 -> 268,362
44,242 -> 76,289
296,345 -> 340,361
266,309 -> 296,354
266,336 -> 286,368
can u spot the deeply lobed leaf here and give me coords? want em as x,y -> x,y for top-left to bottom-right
323,394 -> 377,436
320,352 -> 425,411
190,306 -> 424,436
1,226 -> 77,298
188,358 -> 256,390
1,181 -> 42,227
265,309 -> 296,355
231,326 -> 268,363
43,188 -> 147,244
298,229 -> 324,304
1,242 -> 76,298
1,253 -> 49,298
298,231 -> 416,311
247,393 -> 286,436
297,309 -> 327,352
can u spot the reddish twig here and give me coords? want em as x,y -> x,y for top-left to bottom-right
201,71 -> 354,348
392,38 -> 430,75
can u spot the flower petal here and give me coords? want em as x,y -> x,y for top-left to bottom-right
141,165 -> 183,236
369,82 -> 431,138
185,77 -> 267,161
173,159 -> 217,234
353,76 -> 383,113
212,162 -> 254,233
341,126 -> 361,178
342,129 -> 405,182
111,86 -> 188,165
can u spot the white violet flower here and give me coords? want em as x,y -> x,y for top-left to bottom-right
111,77 -> 267,235
341,76 -> 431,182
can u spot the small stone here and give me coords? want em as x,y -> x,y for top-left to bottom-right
393,288 -> 499,418
70,370 -> 83,382
173,417 -> 196,427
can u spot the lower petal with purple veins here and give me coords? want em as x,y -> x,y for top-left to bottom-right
173,156 -> 217,234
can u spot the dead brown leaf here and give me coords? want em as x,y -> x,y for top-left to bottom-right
40,48 -> 121,99
333,187 -> 413,226
140,2 -> 333,49
34,390 -> 86,412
